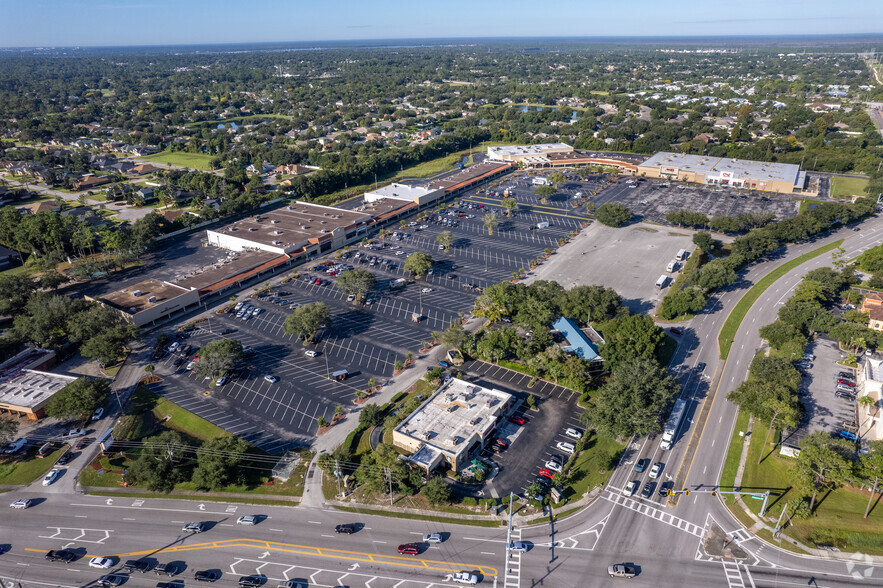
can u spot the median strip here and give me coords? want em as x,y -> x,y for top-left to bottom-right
718,239 -> 843,359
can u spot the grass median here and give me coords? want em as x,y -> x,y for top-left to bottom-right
718,239 -> 843,359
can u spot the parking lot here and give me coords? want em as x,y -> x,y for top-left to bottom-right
783,337 -> 857,447
460,359 -> 585,499
151,184 -> 593,449
592,178 -> 800,225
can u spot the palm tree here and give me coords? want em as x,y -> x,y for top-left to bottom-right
483,212 -> 498,236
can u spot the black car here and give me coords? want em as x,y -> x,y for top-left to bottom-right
838,371 -> 854,379
173,357 -> 184,367
45,549 -> 76,562
549,454 -> 563,465
174,332 -> 190,340
641,482 -> 655,498
658,481 -> 673,496
335,524 -> 356,534
56,450 -> 73,465
194,570 -> 222,583
97,574 -> 127,587
635,458 -> 649,473
180,344 -> 193,356
221,328 -> 235,335
154,563 -> 179,577
835,390 -> 856,400
123,560 -> 151,573
238,576 -> 263,588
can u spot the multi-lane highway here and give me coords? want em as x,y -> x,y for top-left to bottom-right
5,216 -> 883,588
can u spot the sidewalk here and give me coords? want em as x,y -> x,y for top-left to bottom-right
729,415 -> 883,564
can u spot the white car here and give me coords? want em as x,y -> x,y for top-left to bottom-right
451,572 -> 478,585
9,498 -> 32,509
252,308 -> 263,316
89,557 -> 114,569
92,407 -> 104,421
622,481 -> 637,497
544,460 -> 562,473
423,533 -> 442,543
42,468 -> 61,486
507,541 -> 529,553
167,342 -> 180,353
215,376 -> 227,386
305,350 -> 318,358
264,375 -> 278,383
236,515 -> 258,526
186,361 -> 196,371
396,250 -> 405,256
649,462 -> 664,479
421,288 -> 433,293
2,438 -> 27,454
565,428 -> 582,439
556,441 -> 575,454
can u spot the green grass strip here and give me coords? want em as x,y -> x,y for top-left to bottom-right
718,239 -> 843,359
85,491 -> 300,507
331,505 -> 503,527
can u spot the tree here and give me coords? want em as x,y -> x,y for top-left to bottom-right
283,302 -> 331,343
534,184 -> 556,204
440,321 -> 468,349
758,320 -> 804,350
359,404 -> 384,427
598,314 -> 666,371
355,444 -> 413,495
860,441 -> 883,519
0,273 -> 37,315
548,172 -> 567,187
435,230 -> 454,252
45,377 -> 110,420
500,197 -> 518,216
39,270 -> 69,291
125,430 -> 189,493
335,268 -> 376,297
191,435 -> 250,491
423,476 -> 451,506
795,431 -> 855,511
194,338 -> 244,380
757,397 -> 801,464
403,252 -> 433,278
692,232 -> 715,253
483,212 -> 499,235
0,417 -> 18,446
80,323 -> 138,366
594,203 -> 632,227
581,357 -> 679,439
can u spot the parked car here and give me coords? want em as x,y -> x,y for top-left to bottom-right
92,407 -> 105,421
608,563 -> 637,578
556,441 -> 576,454
835,390 -> 856,400
538,468 -> 555,480
264,375 -> 278,383
508,415 -> 526,425
305,350 -> 318,357
565,427 -> 583,439
3,438 -> 27,454
545,460 -> 562,473
75,437 -> 91,450
167,342 -> 180,353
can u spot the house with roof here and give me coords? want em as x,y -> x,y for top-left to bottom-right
551,317 -> 603,362
0,245 -> 24,270
74,175 -> 111,191
60,206 -> 107,228
18,201 -> 61,214
127,163 -> 161,176
863,292 -> 883,331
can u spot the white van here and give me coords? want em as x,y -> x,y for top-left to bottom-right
656,275 -> 668,289
666,260 -> 677,273
676,249 -> 688,261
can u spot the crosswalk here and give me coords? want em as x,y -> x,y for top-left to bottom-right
503,527 -> 523,588
601,489 -> 704,537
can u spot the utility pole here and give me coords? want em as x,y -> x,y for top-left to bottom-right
335,459 -> 342,498
386,466 -> 394,506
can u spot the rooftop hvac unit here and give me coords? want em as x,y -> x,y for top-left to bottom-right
446,405 -> 455,413
301,226 -> 309,230
229,227 -> 238,231
273,241 -> 282,245
423,431 -> 433,440
128,307 -> 137,313
271,219 -> 279,224
249,227 -> 257,232
121,289 -> 128,293
132,290 -> 142,296
451,437 -> 461,445
320,229 -> 329,234
254,216 -> 262,221
273,230 -> 283,235
147,296 -> 157,303
468,418 -> 477,426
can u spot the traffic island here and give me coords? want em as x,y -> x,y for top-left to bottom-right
701,518 -> 749,560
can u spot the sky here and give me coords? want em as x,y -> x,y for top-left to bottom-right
3,0 -> 882,48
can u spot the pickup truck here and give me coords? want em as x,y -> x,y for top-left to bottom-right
45,549 -> 76,562
607,563 -> 637,578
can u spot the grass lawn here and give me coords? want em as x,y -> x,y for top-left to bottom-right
830,176 -> 869,199
139,150 -> 215,171
738,418 -> 883,554
565,432 -> 624,499
85,491 -> 298,507
718,409 -> 751,505
0,446 -> 68,485
332,504 -> 502,527
130,386 -> 227,442
718,239 -> 843,359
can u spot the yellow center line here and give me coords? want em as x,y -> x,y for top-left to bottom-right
28,539 -> 498,577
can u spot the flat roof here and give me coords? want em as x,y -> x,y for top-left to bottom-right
488,143 -> 573,158
396,378 -> 512,456
639,152 -> 801,184
553,317 -> 600,361
364,183 -> 437,202
425,161 -> 512,191
867,357 -> 883,383
99,278 -> 193,315
356,197 -> 415,218
174,249 -> 281,291
0,369 -> 78,410
208,202 -> 371,250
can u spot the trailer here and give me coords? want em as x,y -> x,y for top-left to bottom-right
660,397 -> 687,450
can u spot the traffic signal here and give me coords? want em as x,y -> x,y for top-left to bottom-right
710,491 -> 717,497
684,489 -> 690,496
666,489 -> 673,496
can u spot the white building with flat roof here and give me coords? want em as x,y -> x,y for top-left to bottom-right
858,358 -> 883,441
487,143 -> 574,163
393,378 -> 514,473
363,182 -> 442,205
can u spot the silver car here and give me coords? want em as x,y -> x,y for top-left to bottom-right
423,533 -> 442,543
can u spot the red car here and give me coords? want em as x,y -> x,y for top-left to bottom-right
508,415 -> 526,425
397,543 -> 420,556
314,278 -> 322,285
494,438 -> 508,448
75,438 -> 91,450
539,468 -> 555,480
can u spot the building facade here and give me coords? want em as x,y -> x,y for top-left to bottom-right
637,152 -> 807,194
